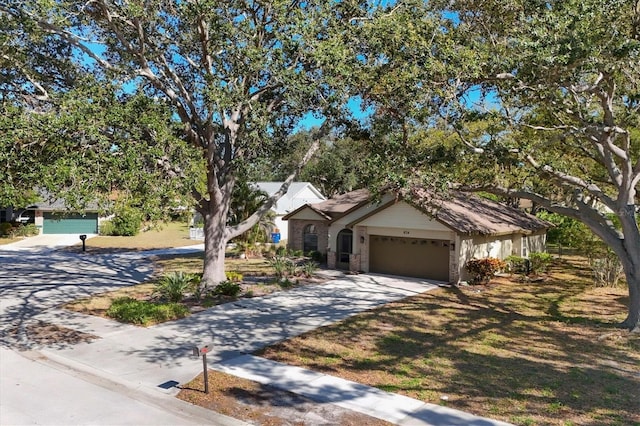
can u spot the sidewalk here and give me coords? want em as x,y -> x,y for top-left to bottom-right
1,347 -> 245,426
33,272 -> 512,426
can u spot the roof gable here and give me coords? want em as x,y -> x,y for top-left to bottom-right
353,201 -> 452,232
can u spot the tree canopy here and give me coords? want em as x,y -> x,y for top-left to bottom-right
1,0 -> 364,286
354,0 -> 640,331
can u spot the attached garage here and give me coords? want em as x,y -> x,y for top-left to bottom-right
369,235 -> 450,281
43,213 -> 98,234
285,188 -> 551,284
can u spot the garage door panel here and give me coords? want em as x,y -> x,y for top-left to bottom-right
369,235 -> 449,281
43,213 -> 98,234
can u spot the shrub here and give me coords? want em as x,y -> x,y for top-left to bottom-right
529,252 -> 553,275
0,222 -> 12,237
465,257 -> 506,285
269,255 -> 295,279
225,271 -> 244,282
307,250 -> 325,263
275,246 -> 287,256
591,252 -> 624,287
10,223 -> 39,237
106,297 -> 189,326
155,271 -> 198,303
300,261 -> 319,278
110,206 -> 143,236
99,220 -> 116,236
212,281 -> 241,297
505,255 -> 528,275
22,223 -> 39,236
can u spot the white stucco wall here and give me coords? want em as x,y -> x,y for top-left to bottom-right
457,231 -> 548,282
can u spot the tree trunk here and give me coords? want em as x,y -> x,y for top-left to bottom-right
620,256 -> 640,332
200,208 -> 229,289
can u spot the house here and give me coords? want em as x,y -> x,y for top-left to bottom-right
253,182 -> 326,242
1,198 -> 104,235
284,189 -> 551,283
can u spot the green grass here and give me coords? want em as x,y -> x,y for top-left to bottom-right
258,256 -> 640,426
105,297 -> 189,326
67,221 -> 196,252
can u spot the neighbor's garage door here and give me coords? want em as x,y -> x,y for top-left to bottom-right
369,235 -> 450,281
43,213 -> 98,234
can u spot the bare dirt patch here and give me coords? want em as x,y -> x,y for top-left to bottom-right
7,321 -> 99,347
177,370 -> 392,426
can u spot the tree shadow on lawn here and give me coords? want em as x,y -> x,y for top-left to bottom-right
258,262 -> 639,425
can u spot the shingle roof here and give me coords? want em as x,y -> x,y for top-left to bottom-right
309,188 -> 370,219
297,188 -> 550,235
407,190 -> 551,235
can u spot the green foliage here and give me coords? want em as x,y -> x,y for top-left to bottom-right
228,182 -> 275,245
269,256 -> 296,279
99,220 -> 116,236
225,271 -> 244,282
505,255 -> 528,275
307,250 -> 325,263
300,261 -> 319,278
0,222 -> 12,237
155,271 -> 198,303
536,211 -> 589,248
529,252 -> 553,275
212,281 -> 242,297
465,258 -> 506,285
299,136 -> 371,197
109,206 -> 143,236
106,297 -> 189,326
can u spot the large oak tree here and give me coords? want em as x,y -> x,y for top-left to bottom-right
1,0 -> 363,287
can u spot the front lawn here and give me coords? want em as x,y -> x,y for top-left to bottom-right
66,221 -> 198,252
65,252 -> 325,325
257,256 -> 640,426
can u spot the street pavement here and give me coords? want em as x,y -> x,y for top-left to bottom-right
0,236 -> 511,426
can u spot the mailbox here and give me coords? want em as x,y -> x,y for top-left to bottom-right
191,343 -> 214,394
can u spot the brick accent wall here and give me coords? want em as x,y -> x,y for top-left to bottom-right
349,253 -> 361,272
287,219 -> 329,254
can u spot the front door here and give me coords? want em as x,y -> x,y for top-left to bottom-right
336,229 -> 353,270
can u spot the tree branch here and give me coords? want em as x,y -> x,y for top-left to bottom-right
525,153 -> 616,210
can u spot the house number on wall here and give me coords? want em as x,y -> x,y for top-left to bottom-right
403,231 -> 410,235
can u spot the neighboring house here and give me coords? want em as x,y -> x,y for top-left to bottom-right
284,189 -> 551,283
189,182 -> 326,241
253,182 -> 326,242
2,198 -> 104,235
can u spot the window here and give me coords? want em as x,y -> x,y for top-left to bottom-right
303,224 -> 318,253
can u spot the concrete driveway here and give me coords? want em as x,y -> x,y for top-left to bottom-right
0,233 -> 95,252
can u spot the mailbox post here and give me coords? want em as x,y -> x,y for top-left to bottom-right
192,344 -> 213,393
79,234 -> 87,252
